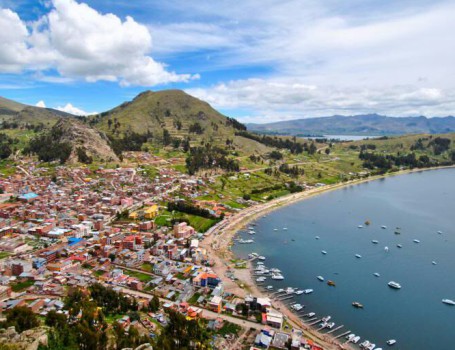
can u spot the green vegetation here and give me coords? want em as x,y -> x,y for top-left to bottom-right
123,270 -> 153,282
11,280 -> 35,292
1,306 -> 40,333
217,321 -> 242,336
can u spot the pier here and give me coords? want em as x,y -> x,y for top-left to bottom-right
277,294 -> 294,301
327,325 -> 344,334
335,330 -> 351,339
308,318 -> 322,326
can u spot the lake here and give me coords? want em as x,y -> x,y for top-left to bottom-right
233,168 -> 455,349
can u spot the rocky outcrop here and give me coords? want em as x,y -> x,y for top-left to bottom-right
0,326 -> 48,350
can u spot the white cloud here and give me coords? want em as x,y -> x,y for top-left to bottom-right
187,79 -> 455,122
0,0 -> 197,86
55,103 -> 95,116
36,100 -> 46,108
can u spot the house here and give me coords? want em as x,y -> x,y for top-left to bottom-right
144,205 -> 159,219
193,272 -> 220,289
208,295 -> 222,313
173,222 -> 195,239
264,309 -> 284,329
271,332 -> 289,349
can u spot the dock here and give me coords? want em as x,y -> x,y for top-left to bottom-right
277,295 -> 294,301
308,318 -> 322,326
335,330 -> 351,339
327,325 -> 343,334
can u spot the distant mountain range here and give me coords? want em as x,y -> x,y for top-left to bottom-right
246,114 -> 455,136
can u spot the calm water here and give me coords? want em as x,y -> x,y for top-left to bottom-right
233,168 -> 455,349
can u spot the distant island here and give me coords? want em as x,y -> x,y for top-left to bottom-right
247,114 -> 455,136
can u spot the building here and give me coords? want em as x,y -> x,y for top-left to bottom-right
208,295 -> 222,313
144,204 -> 159,219
173,222 -> 195,239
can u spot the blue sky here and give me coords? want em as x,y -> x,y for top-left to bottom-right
0,0 -> 454,122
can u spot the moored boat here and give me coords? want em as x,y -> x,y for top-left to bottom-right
327,280 -> 336,286
372,240 -> 379,244
413,239 -> 420,243
304,289 -> 314,294
321,250 -> 327,255
355,254 -> 362,258
373,272 -> 380,277
352,301 -> 364,308
317,276 -> 324,281
386,339 -> 397,346
442,299 -> 455,305
388,281 -> 401,289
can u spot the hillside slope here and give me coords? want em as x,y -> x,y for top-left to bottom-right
89,90 -> 244,147
247,114 -> 455,136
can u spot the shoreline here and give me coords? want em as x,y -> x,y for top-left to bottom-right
200,165 -> 455,349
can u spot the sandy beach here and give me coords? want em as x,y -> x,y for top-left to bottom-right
200,165 -> 455,349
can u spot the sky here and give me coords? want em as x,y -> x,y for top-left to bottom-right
0,0 -> 454,123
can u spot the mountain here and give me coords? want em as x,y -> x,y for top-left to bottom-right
247,114 -> 455,136
0,96 -> 75,126
88,90 -> 246,147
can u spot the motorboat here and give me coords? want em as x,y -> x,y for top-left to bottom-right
304,289 -> 314,294
388,281 -> 401,289
283,227 -> 288,230
372,240 -> 379,244
248,230 -> 256,235
384,246 -> 389,252
396,244 -> 403,248
358,225 -> 363,228
327,280 -> 336,286
277,288 -> 284,293
322,315 -> 331,322
360,340 -> 371,348
292,303 -> 304,311
315,236 -> 320,239
317,276 -> 324,281
352,336 -> 360,344
413,239 -> 420,243
437,230 -> 443,234
368,344 -> 376,350
258,256 -> 266,260
272,273 -> 285,280
381,225 -> 387,229
346,334 -> 356,341
355,254 -> 362,259
326,322 -> 335,329
373,272 -> 381,277
266,285 -> 273,290
386,339 -> 397,346
432,261 -> 437,265
307,312 -> 316,317
352,301 -> 364,308
273,228 -> 278,231
442,299 -> 455,305
321,250 -> 327,255
295,290 -> 304,295
286,287 -> 295,294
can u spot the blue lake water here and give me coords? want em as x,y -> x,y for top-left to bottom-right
233,168 -> 455,349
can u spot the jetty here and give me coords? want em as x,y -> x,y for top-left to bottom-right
335,330 -> 351,339
308,318 -> 322,326
327,325 -> 344,334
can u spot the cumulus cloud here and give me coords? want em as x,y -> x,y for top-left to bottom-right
35,100 -> 46,108
0,0 -> 197,86
187,79 -> 455,122
55,103 -> 95,116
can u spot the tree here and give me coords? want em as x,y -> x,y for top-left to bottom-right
4,306 -> 40,333
163,129 -> 171,146
325,148 -> 330,155
149,295 -> 160,312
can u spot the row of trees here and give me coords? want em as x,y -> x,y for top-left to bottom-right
168,201 -> 218,219
24,128 -> 72,164
236,131 -> 305,154
185,145 -> 240,174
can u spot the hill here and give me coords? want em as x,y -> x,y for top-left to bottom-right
0,96 -> 74,127
247,114 -> 455,136
88,90 -> 247,147
25,118 -> 119,164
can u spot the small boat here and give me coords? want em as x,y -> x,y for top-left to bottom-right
248,230 -> 256,235
326,322 -> 335,329
317,276 -> 324,282
292,303 -> 304,311
322,315 -> 331,322
386,339 -> 397,346
346,333 -> 356,340
358,225 -> 363,228
283,227 -> 288,230
315,236 -> 320,239
437,230 -> 443,234
373,272 -> 381,277
381,225 -> 387,229
272,273 -> 285,280
307,312 -> 316,317
303,289 -> 314,294
394,230 -> 401,234
355,254 -> 362,259
266,285 -> 273,290
384,246 -> 389,252
365,220 -> 371,226
273,228 -> 278,231
285,287 -> 295,294
277,288 -> 284,293
397,244 -> 403,248
388,281 -> 401,289
352,336 -> 360,344
413,239 -> 420,243
432,261 -> 437,265
258,256 -> 266,260
360,341 -> 371,348
352,301 -> 364,308
256,277 -> 266,282
327,280 -> 336,286
321,250 -> 327,255
295,290 -> 304,295
442,299 -> 455,305
368,344 -> 376,350
372,240 -> 379,244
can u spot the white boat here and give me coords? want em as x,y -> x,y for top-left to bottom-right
386,339 -> 397,346
317,276 -> 324,281
432,261 -> 437,265
381,225 -> 387,229
374,272 -> 381,277
388,281 -> 401,289
326,322 -> 335,329
270,268 -> 281,273
437,230 -> 443,234
277,288 -> 284,293
248,230 -> 255,235
256,277 -> 266,282
384,246 -> 389,252
397,244 -> 403,248
321,250 -> 327,255
295,290 -> 304,295
258,256 -> 266,260
292,303 -> 304,311
304,289 -> 314,294
368,344 -> 376,350
442,299 -> 455,305
346,333 -> 355,340
266,285 -> 273,290
273,228 -> 278,231
360,341 -> 371,348
413,239 -> 420,243
322,315 -> 331,322
358,225 -> 363,228
286,287 -> 295,294
372,240 -> 379,244
307,312 -> 316,317
355,254 -> 362,258
283,227 -> 288,230
315,236 -> 320,239
352,336 -> 360,344
272,273 -> 285,280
